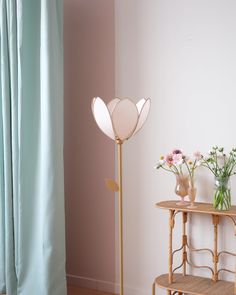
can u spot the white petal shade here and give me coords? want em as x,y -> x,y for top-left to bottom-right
91,97 -> 150,141
91,97 -> 115,140
133,98 -> 151,135
107,98 -> 120,114
112,99 -> 139,140
136,98 -> 146,113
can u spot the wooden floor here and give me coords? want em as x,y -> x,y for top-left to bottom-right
67,286 -> 116,295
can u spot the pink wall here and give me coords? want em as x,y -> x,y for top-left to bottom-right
64,0 -> 115,287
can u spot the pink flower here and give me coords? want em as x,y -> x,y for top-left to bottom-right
194,151 -> 202,161
172,149 -> 182,155
173,153 -> 183,165
165,154 -> 174,166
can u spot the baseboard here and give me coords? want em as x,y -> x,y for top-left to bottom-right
67,274 -> 116,293
66,274 -> 149,295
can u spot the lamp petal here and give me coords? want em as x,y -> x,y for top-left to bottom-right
133,98 -> 151,135
91,97 -> 115,140
111,99 -> 139,140
136,98 -> 146,113
107,98 -> 121,114
105,178 -> 119,192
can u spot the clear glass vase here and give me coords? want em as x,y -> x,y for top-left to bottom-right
175,174 -> 189,206
214,176 -> 231,210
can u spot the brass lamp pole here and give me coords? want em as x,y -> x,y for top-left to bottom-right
117,139 -> 124,295
91,97 -> 150,295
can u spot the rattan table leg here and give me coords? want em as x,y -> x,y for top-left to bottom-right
169,210 -> 175,283
212,215 -> 219,282
182,212 -> 187,276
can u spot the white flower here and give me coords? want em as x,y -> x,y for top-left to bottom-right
159,159 -> 165,165
91,97 -> 151,141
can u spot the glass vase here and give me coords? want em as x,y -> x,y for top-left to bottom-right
187,184 -> 197,209
175,174 -> 189,206
214,176 -> 231,211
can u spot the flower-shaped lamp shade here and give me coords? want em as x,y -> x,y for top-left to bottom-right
91,97 -> 151,141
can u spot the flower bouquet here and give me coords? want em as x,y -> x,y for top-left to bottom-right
155,149 -> 201,206
202,146 -> 236,210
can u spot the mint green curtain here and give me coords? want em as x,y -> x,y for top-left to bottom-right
0,0 -> 66,294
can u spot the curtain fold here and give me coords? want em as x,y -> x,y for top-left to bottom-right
0,1 -> 66,294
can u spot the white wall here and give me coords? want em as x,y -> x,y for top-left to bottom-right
115,1 -> 236,295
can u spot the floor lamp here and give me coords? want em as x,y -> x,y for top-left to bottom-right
91,97 -> 151,295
